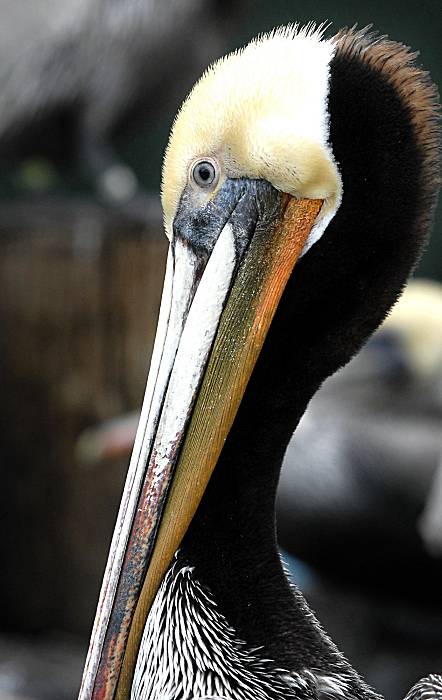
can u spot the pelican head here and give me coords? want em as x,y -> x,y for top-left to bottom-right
162,25 -> 342,243
79,24 -> 439,700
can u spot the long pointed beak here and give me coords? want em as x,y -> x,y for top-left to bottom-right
79,178 -> 323,700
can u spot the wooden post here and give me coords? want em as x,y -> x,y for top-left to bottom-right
0,198 -> 167,634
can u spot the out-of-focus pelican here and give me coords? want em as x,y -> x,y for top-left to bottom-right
78,25 -> 441,700
278,279 -> 442,599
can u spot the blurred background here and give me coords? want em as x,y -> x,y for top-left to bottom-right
0,1 -> 440,699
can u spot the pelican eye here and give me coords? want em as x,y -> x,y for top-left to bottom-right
190,159 -> 218,189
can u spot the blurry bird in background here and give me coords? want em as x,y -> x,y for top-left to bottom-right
277,278 -> 442,591
0,0 -> 242,209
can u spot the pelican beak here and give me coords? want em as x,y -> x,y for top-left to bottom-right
79,177 -> 323,700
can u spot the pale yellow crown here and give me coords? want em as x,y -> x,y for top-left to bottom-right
161,24 -> 342,238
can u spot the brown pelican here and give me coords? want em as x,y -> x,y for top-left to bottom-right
78,24 -> 441,700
